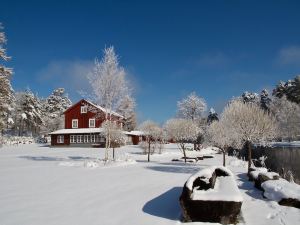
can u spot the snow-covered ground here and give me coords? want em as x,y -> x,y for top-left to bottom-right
0,144 -> 299,225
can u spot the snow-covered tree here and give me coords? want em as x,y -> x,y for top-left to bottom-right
117,94 -> 137,131
206,119 -> 242,166
222,100 -> 278,173
14,89 -> 44,136
260,89 -> 272,111
102,121 -> 126,160
241,91 -> 259,104
164,118 -> 200,163
41,88 -> 72,134
207,108 -> 219,125
139,120 -> 161,162
270,96 -> 300,141
177,92 -> 206,121
0,23 -> 14,133
273,75 -> 300,104
87,46 -> 131,160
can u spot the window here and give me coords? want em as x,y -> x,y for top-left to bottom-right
70,135 -> 76,143
89,118 -> 95,128
91,135 -> 95,143
81,106 -> 87,114
77,135 -> 83,143
84,135 -> 90,143
57,135 -> 64,144
72,119 -> 78,128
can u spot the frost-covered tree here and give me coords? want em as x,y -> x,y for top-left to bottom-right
164,118 -> 200,163
0,23 -> 14,133
270,96 -> 300,141
206,119 -> 242,166
273,75 -> 300,104
87,46 -> 131,160
177,92 -> 206,121
222,100 -> 278,173
207,108 -> 219,125
14,89 -> 44,136
117,94 -> 137,131
41,88 -> 72,134
102,121 -> 126,160
260,89 -> 272,111
139,120 -> 161,162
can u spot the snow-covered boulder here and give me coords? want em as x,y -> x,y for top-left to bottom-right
262,179 -> 300,209
180,166 -> 243,223
248,167 -> 268,181
254,172 -> 280,190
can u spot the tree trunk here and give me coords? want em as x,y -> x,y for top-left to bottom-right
148,141 -> 151,162
247,141 -> 252,174
183,147 -> 187,163
223,150 -> 226,167
113,147 -> 115,160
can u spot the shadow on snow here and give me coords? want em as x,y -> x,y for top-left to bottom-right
142,187 -> 182,221
18,156 -> 97,162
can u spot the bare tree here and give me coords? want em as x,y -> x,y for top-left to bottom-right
164,118 -> 200,163
222,100 -> 278,173
87,46 -> 130,160
139,120 -> 161,162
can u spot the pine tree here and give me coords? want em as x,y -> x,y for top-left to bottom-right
273,75 -> 300,104
41,88 -> 72,134
241,91 -> 259,104
207,108 -> 219,125
260,89 -> 272,111
0,23 -> 14,133
14,89 -> 43,136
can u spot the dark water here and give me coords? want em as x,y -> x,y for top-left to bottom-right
250,146 -> 300,184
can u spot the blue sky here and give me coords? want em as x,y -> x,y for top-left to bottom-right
1,0 -> 300,123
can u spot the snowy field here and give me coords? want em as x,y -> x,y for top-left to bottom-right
0,144 -> 299,225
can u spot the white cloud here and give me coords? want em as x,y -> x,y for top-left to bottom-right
36,59 -> 93,98
278,46 -> 300,65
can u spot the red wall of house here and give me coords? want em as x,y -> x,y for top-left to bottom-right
64,99 -> 123,129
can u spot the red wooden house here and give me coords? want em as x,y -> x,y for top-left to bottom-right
49,99 -> 124,147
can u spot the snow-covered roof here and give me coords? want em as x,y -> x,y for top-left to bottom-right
124,130 -> 144,136
186,166 -> 243,202
49,128 -> 105,135
85,100 -> 124,119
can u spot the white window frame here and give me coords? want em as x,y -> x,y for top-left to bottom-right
72,119 -> 78,128
91,135 -> 95,143
84,135 -> 90,143
70,135 -> 76,143
57,135 -> 64,144
81,106 -> 87,114
89,118 -> 95,128
77,135 -> 83,143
